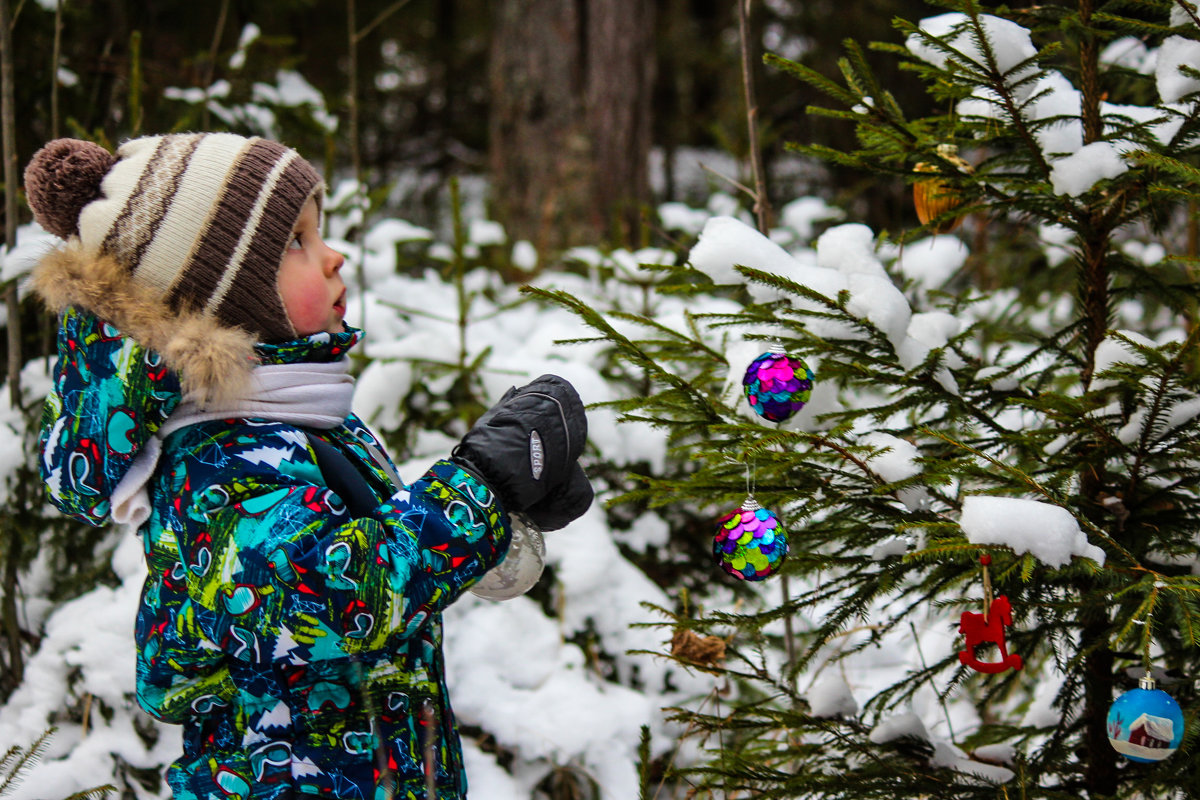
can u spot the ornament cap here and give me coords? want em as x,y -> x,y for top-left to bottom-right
742,495 -> 762,512
767,341 -> 786,355
1139,672 -> 1157,691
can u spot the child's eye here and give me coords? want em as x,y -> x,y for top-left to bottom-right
288,233 -> 304,250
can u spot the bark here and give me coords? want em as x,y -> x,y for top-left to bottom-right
1,0 -> 16,249
2,0 -> 22,408
1082,612 -> 1118,797
489,0 -> 654,252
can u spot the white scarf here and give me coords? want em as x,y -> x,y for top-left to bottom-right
111,359 -> 356,527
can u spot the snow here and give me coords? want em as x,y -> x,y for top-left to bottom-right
688,216 -> 799,286
612,511 -> 671,554
1101,36 -> 1156,74
56,67 -> 79,88
870,710 -> 1014,784
1025,72 -> 1083,157
871,537 -> 910,560
6,34 -> 1198,785
930,741 -> 1015,784
252,71 -> 338,132
1156,35 -> 1200,104
512,240 -> 539,271
445,598 -> 664,798
163,79 -> 230,105
470,219 -> 507,246
861,432 -> 921,483
816,223 -> 888,279
1092,330 -> 1156,390
907,14 -> 1038,100
778,196 -> 844,242
859,432 -> 930,510
1049,141 -> 1128,196
960,496 -> 1106,567
907,10 -> 1187,183
805,671 -> 859,717
869,710 -> 928,743
894,235 -> 968,289
658,201 -> 712,236
229,23 -> 261,70
2,224 -> 58,282
976,366 -> 1020,392
0,535 -> 184,799
845,272 -> 912,351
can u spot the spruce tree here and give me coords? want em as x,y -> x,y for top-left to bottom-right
534,0 -> 1200,797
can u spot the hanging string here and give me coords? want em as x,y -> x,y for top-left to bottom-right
980,553 -> 993,623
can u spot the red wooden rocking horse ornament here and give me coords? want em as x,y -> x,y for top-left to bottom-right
958,555 -> 1023,674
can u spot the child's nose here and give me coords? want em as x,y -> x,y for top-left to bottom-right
324,245 -> 345,275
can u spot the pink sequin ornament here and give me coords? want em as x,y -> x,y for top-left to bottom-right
742,346 -> 814,423
713,497 -> 788,581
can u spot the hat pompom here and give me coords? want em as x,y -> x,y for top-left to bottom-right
24,139 -> 116,239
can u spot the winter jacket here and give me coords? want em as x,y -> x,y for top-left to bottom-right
41,306 -> 511,800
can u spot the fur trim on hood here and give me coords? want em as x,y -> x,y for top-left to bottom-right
32,241 -> 256,406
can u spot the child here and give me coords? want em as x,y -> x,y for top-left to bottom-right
24,133 -> 593,799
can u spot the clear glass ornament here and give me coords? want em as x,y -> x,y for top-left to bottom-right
471,513 -> 546,601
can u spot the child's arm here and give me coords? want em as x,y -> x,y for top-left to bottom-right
168,422 -> 510,665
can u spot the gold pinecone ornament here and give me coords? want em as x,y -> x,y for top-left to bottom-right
913,143 -> 974,233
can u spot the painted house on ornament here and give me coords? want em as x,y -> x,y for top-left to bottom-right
1127,713 -> 1174,750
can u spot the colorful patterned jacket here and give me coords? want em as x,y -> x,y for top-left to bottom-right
41,306 -> 511,799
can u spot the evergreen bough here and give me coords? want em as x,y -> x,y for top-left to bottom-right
534,0 -> 1200,796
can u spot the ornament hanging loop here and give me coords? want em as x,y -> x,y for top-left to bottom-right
980,553 -> 993,622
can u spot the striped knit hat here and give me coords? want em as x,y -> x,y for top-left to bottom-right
25,133 -> 322,344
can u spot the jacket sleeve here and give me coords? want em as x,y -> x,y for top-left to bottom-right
40,307 -> 182,525
166,424 -> 511,666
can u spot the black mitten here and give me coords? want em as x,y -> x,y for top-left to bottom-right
452,374 -> 587,512
523,462 -> 594,531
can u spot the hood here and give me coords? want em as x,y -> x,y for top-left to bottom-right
31,241 -> 258,407
35,246 -> 364,527
40,306 -> 184,525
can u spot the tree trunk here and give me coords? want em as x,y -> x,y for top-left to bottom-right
489,0 -> 654,252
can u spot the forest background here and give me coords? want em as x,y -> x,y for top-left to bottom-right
0,0 -> 938,252
8,0 -> 1200,799
0,2 -> 943,795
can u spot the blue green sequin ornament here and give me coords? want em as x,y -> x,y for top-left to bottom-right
1107,673 -> 1184,763
743,344 -> 814,423
713,497 -> 788,581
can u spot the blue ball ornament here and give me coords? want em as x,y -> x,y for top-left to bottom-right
1107,674 -> 1184,763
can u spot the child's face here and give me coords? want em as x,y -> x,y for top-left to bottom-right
278,198 -> 348,338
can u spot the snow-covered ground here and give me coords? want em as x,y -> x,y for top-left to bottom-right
0,187 -> 1118,798
0,191 -> 841,798
3,6 -> 1199,796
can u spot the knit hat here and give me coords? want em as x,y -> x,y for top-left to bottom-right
25,133 -> 325,403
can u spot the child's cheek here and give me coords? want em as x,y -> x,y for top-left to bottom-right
281,282 -> 327,335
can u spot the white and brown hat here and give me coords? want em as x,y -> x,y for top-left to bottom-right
25,133 -> 324,403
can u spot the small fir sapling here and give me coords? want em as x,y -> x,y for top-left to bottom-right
535,0 -> 1200,797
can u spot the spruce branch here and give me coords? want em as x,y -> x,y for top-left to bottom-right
522,286 -> 727,423
1172,0 -> 1200,29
